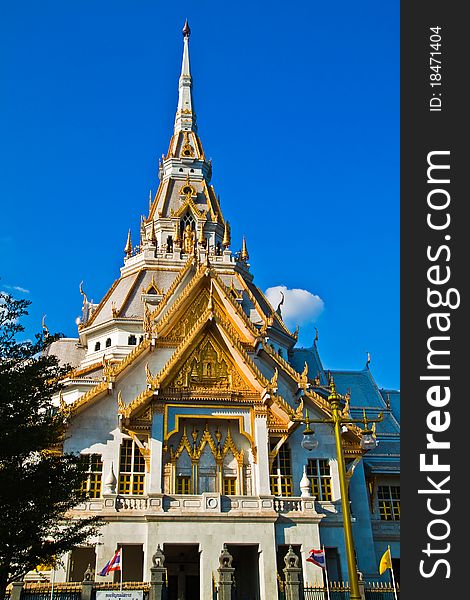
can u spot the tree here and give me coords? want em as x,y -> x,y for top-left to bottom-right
0,291 -> 102,599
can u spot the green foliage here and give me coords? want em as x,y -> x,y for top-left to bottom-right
0,291 -> 102,594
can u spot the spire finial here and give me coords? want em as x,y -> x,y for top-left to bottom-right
124,229 -> 132,257
222,220 -> 231,248
182,19 -> 191,38
175,21 -> 196,133
241,236 -> 249,261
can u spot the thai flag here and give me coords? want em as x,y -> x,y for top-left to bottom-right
307,548 -> 326,569
99,549 -> 121,576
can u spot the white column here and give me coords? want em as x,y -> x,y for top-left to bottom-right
254,413 -> 271,495
148,409 -> 164,494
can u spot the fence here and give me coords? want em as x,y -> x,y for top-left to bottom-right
9,579 -> 398,600
20,583 -> 81,600
6,582 -> 151,600
277,581 -> 399,600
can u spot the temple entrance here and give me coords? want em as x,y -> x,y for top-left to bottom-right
68,547 -> 96,581
226,545 -> 260,600
163,544 -> 200,600
113,545 -> 144,583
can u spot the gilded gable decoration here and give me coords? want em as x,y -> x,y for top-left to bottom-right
169,332 -> 249,391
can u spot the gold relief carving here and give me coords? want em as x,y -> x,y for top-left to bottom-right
143,302 -> 153,334
181,132 -> 195,158
254,405 -> 268,417
168,333 -> 249,392
153,402 -> 165,414
169,289 -> 209,340
144,275 -> 163,296
172,421 -> 244,464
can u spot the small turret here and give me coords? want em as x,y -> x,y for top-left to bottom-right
241,236 -> 249,261
124,230 -> 132,257
222,221 -> 231,248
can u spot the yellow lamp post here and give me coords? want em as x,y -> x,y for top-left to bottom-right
293,381 -> 383,600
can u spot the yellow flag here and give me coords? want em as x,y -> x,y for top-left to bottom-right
379,547 -> 392,575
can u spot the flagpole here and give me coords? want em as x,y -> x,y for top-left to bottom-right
120,547 -> 123,592
388,547 -> 398,600
322,545 -> 331,600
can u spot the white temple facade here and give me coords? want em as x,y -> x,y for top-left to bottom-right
47,22 -> 400,600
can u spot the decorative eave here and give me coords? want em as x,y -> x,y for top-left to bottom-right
238,278 -> 296,342
79,277 -> 121,330
202,180 -> 224,224
155,266 -> 258,344
153,262 -> 209,336
65,361 -> 103,380
118,304 -> 271,420
113,269 -> 145,318
66,337 -> 153,415
149,256 -> 196,320
148,178 -> 170,221
210,271 -> 260,340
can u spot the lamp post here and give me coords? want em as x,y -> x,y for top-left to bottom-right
293,381 -> 382,600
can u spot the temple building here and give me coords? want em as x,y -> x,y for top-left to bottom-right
47,22 -> 400,600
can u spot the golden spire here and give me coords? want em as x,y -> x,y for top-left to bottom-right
148,219 -> 157,245
222,220 -> 231,248
198,223 -> 205,245
124,229 -> 132,257
174,220 -> 181,243
241,236 -> 249,261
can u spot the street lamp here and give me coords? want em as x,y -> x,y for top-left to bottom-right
292,381 -> 382,600
300,410 -> 319,451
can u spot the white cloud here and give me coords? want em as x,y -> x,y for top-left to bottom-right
4,284 -> 30,294
264,285 -> 324,325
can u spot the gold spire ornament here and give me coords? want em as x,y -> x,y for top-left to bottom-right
124,230 -> 132,257
174,221 -> 181,243
222,220 -> 231,248
148,220 -> 157,245
241,236 -> 249,261
198,223 -> 205,245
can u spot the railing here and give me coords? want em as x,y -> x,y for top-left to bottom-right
75,494 -> 322,516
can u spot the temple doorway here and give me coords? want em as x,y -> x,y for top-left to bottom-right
113,545 -> 144,583
163,544 -> 200,600
226,545 -> 260,600
68,547 -> 96,582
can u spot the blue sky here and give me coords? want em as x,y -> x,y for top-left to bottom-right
0,1 -> 399,389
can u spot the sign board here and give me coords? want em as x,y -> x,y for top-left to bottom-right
96,591 -> 144,600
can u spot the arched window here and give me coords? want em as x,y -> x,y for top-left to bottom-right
94,341 -> 101,351
128,334 -> 137,345
105,338 -> 111,348
180,211 -> 195,235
